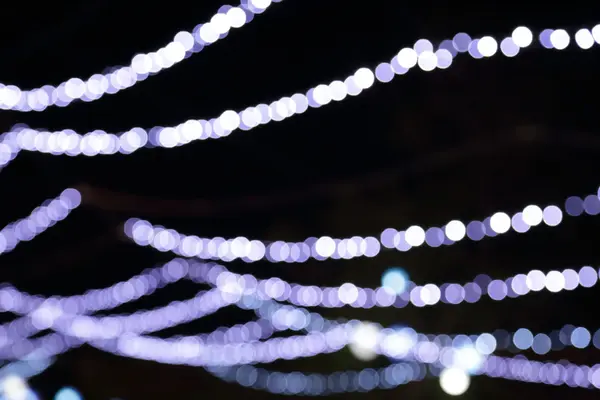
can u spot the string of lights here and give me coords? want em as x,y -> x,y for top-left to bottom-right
1,25 -> 598,173
206,353 -> 600,395
0,253 -> 597,368
0,253 -> 597,394
0,188 -> 81,256
1,11 -> 599,396
0,0 -> 281,113
124,190 -> 600,263
0,188 -> 595,355
0,253 -> 597,357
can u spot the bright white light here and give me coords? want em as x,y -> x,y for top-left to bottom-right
453,346 -> 485,372
512,26 -> 533,48
417,51 -> 437,71
445,220 -> 466,241
397,48 -> 418,69
550,29 -> 570,50
439,368 -> 470,396
477,36 -> 498,57
490,212 -> 511,233
383,327 -> 416,358
315,236 -> 335,257
348,322 -> 380,361
2,375 -> 29,400
575,29 -> 595,49
522,205 -> 543,226
381,268 -> 409,294
354,68 -> 375,89
405,225 -> 425,246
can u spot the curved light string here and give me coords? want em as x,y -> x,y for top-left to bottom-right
124,190 -> 600,264
0,255 -> 593,368
0,186 -> 593,344
0,0 -> 281,113
0,194 -> 598,388
1,25 -> 598,172
0,188 -> 81,256
0,258 -> 597,392
206,354 -> 600,395
0,255 -> 597,354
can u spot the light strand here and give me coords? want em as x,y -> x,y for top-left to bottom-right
1,26 -> 597,171
124,190 -> 600,264
0,1 -> 281,112
0,188 -> 81,256
206,354 -> 600,395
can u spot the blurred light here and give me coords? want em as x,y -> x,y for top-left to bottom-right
349,322 -> 380,361
439,368 -> 470,395
54,387 -> 82,400
381,268 -> 409,294
2,375 -> 28,400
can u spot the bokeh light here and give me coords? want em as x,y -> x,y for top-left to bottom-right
1,375 -> 29,400
54,387 -> 82,400
439,368 -> 470,395
381,268 -> 409,294
348,322 -> 381,361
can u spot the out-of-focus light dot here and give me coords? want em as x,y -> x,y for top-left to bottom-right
512,26 -> 533,48
439,368 -> 470,396
417,51 -> 437,71
54,387 -> 83,400
543,205 -> 563,226
571,327 -> 591,349
475,333 -> 497,355
445,220 -> 466,241
413,38 -> 433,54
381,268 -> 409,294
452,33 -> 472,52
522,205 -> 543,226
513,328 -> 534,350
593,25 -> 600,44
550,29 -> 570,50
374,63 -> 394,83
315,236 -> 335,258
500,37 -> 520,57
2,375 -> 29,400
575,29 -> 595,49
354,68 -> 375,89
539,29 -> 555,49
454,346 -> 485,372
349,322 -> 380,361
405,225 -> 425,246
435,49 -> 453,69
545,270 -> 565,292
397,48 -> 418,69
532,333 -> 551,355
477,36 -> 498,57
490,212 -> 511,233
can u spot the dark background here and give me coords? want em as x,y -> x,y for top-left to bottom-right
1,0 -> 600,398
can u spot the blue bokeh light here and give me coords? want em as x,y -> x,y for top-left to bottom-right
381,268 -> 409,294
54,387 -> 82,400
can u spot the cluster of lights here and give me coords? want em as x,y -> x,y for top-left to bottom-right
0,254 -> 598,394
1,25 -> 599,174
0,255 -> 596,359
207,353 -> 600,396
0,188 -> 81,255
0,1 -> 280,113
0,241 -> 598,358
124,190 -> 600,263
1,17 -> 599,396
207,361 -> 427,395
